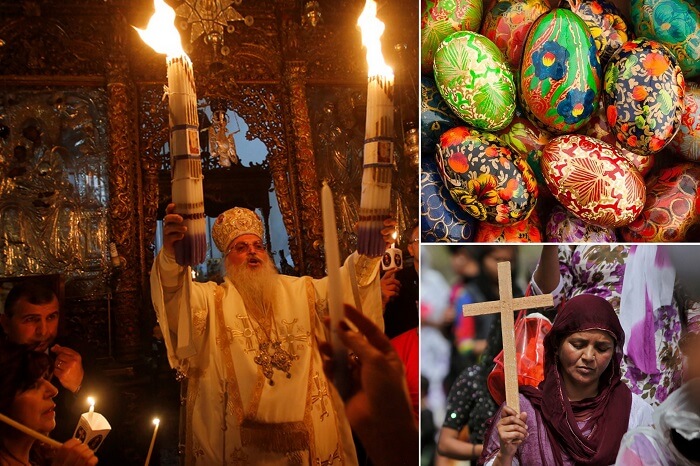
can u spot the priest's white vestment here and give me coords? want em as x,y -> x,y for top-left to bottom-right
151,250 -> 383,465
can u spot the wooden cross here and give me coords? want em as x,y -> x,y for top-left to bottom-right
462,261 -> 553,413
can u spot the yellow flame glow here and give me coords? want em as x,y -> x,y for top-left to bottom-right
135,0 -> 186,58
153,418 -> 160,426
357,0 -> 393,78
87,396 -> 95,407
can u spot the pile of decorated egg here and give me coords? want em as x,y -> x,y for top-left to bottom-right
420,0 -> 700,242
435,126 -> 538,224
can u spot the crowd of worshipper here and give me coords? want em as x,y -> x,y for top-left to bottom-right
0,206 -> 419,466
421,245 -> 700,466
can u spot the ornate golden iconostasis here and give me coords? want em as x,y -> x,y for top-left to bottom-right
0,0 -> 417,461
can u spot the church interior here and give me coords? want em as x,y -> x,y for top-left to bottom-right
0,0 -> 418,463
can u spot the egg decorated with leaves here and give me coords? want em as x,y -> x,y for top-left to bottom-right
542,134 -> 645,228
434,31 -> 516,131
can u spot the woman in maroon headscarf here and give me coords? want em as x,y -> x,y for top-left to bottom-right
478,294 -> 653,466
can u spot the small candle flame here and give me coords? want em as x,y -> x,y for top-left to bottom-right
153,418 -> 160,426
135,0 -> 186,58
87,396 -> 95,408
357,0 -> 393,78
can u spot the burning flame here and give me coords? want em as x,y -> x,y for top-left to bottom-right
357,0 -> 393,78
135,0 -> 186,58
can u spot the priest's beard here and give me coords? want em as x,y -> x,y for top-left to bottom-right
227,256 -> 280,319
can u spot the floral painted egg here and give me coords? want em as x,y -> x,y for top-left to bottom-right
542,134 -> 646,227
603,38 -> 685,155
669,82 -> 700,162
421,75 -> 462,157
520,9 -> 602,134
620,163 -> 700,242
421,156 -> 477,242
545,204 -> 617,242
436,126 -> 538,224
584,99 -> 655,176
434,31 -> 516,131
422,0 -> 484,74
631,0 -> 700,78
567,0 -> 630,63
475,209 -> 542,241
480,0 -> 551,69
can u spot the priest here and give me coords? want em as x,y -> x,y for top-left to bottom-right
151,204 -> 389,465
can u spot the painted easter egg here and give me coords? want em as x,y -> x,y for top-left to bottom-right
542,134 -> 646,227
422,0 -> 484,74
567,0 -> 630,63
480,0 -> 551,69
434,31 -> 516,131
421,74 -> 462,157
620,163 -> 700,242
475,209 -> 542,242
545,203 -> 617,242
520,8 -> 602,134
421,156 -> 477,242
584,99 -> 655,176
669,82 -> 700,162
603,38 -> 685,156
631,0 -> 700,79
436,126 -> 538,224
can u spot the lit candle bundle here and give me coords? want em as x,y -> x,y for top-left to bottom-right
73,397 -> 111,452
357,0 -> 395,258
137,0 -> 207,267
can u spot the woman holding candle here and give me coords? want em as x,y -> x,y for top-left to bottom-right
0,342 -> 98,466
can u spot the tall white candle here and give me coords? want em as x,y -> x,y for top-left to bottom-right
357,0 -> 395,258
136,0 -> 207,267
321,181 -> 344,353
144,418 -> 160,466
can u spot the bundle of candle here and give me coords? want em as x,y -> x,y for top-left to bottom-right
137,0 -> 207,265
357,0 -> 395,257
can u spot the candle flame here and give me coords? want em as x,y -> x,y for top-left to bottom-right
135,0 -> 187,58
87,396 -> 95,407
357,0 -> 393,78
153,418 -> 160,426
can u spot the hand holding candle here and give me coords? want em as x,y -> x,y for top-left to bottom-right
73,396 -> 111,452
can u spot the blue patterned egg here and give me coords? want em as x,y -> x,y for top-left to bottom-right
421,74 -> 462,158
567,0 -> 631,63
434,31 -> 516,131
631,0 -> 700,78
435,126 -> 538,225
603,38 -> 684,155
421,156 -> 477,242
520,8 -> 602,134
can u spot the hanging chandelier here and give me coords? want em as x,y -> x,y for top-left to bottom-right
175,0 -> 253,57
